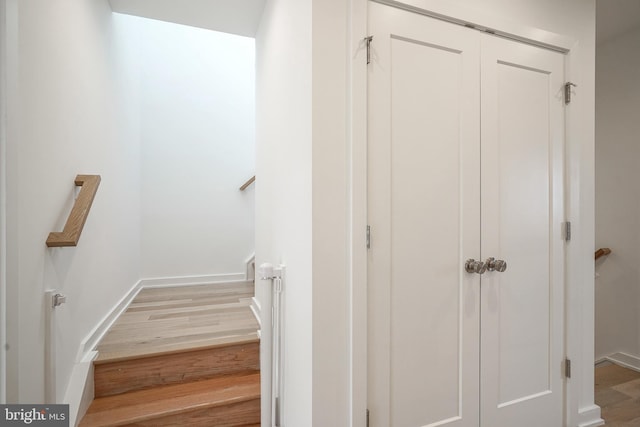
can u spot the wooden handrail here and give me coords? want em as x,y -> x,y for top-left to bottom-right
239,175 -> 255,191
46,175 -> 101,247
595,248 -> 611,260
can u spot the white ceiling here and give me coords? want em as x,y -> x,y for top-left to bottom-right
108,0 -> 265,38
109,0 -> 639,45
597,0 -> 640,45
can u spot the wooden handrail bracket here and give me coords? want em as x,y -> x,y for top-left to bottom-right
239,175 -> 255,191
46,175 -> 101,247
595,247 -> 611,260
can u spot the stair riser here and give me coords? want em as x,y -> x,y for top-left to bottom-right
95,342 -> 259,397
120,398 -> 260,427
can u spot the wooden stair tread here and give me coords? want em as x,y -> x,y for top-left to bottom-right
84,283 -> 261,426
95,332 -> 259,363
80,373 -> 260,427
95,282 -> 259,363
94,341 -> 259,398
131,282 -> 254,303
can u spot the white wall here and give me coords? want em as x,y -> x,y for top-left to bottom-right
595,26 -> 640,362
257,0 -> 596,426
4,0 -> 142,402
138,17 -> 255,280
255,0 -> 313,424
310,1 -> 350,425
0,0 -> 10,404
2,3 -> 255,403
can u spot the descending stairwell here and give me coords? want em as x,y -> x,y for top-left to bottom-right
80,281 -> 260,427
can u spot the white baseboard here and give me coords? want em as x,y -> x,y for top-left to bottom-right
77,280 -> 143,360
139,273 -> 246,288
67,280 -> 142,425
250,296 -> 261,339
245,254 -> 255,281
65,351 -> 97,427
578,404 -> 604,427
603,352 -> 640,372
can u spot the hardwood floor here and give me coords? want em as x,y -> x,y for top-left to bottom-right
80,281 -> 260,426
80,373 -> 260,427
596,363 -> 640,426
96,281 -> 258,362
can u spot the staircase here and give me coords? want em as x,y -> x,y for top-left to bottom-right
79,281 -> 260,427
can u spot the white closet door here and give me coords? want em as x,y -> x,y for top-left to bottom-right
479,35 -> 566,427
367,3 -> 481,427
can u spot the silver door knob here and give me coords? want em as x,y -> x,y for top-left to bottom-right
465,259 -> 487,274
486,257 -> 507,272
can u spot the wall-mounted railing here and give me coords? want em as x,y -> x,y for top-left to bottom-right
46,175 -> 101,247
239,175 -> 255,191
595,248 -> 611,260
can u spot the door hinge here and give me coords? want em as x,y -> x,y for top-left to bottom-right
366,409 -> 370,427
366,225 -> 371,249
564,358 -> 572,379
564,221 -> 572,241
365,36 -> 373,65
564,82 -> 577,105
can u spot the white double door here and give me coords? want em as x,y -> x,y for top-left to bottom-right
367,3 -> 566,427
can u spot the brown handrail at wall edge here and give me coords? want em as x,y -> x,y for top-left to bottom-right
239,175 -> 255,191
46,175 -> 101,247
595,247 -> 611,260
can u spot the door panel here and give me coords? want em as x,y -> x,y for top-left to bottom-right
368,4 -> 566,427
480,35 -> 565,427
368,3 -> 480,426
390,35 -> 472,427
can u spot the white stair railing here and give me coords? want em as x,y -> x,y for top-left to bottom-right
259,263 -> 285,427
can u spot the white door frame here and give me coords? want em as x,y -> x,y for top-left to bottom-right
0,0 -> 8,404
348,1 -> 600,426
1,0 -> 19,405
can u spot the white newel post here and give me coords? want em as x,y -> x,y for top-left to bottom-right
259,263 -> 285,427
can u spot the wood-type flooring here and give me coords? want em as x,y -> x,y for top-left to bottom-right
81,280 -> 260,426
96,280 -> 259,362
596,362 -> 640,426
